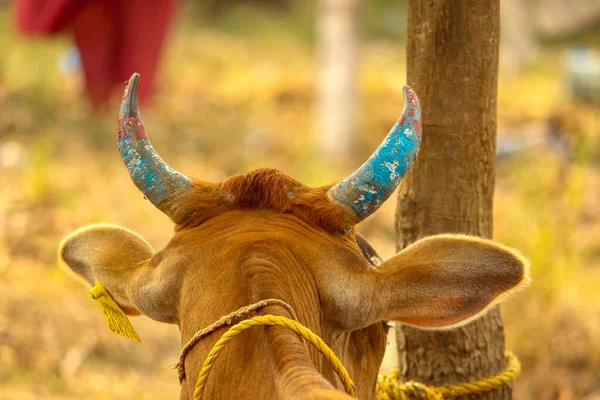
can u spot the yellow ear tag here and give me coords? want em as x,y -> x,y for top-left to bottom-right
89,281 -> 141,343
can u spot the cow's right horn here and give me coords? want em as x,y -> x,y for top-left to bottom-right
117,73 -> 191,220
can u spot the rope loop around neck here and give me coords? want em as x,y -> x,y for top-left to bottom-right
192,314 -> 357,400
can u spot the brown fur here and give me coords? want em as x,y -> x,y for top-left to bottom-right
59,168 -> 530,400
163,168 -> 358,232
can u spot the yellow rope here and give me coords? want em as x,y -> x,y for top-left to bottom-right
193,314 -> 356,400
376,352 -> 521,400
193,313 -> 520,400
176,298 -> 296,383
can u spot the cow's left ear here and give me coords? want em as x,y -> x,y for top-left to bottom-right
59,224 -> 155,316
359,234 -> 530,329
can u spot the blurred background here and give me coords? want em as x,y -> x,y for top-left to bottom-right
0,0 -> 599,399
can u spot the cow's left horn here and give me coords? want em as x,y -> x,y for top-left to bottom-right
117,73 -> 191,219
328,86 -> 421,222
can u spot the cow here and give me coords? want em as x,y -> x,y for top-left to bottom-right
58,73 -> 530,400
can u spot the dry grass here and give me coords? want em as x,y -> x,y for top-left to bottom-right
1,4 -> 599,399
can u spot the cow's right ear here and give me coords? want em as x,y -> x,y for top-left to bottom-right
58,224 -> 155,315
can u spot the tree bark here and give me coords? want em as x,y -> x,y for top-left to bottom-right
316,0 -> 359,160
396,1 -> 510,399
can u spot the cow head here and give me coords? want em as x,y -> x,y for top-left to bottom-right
59,74 -> 529,399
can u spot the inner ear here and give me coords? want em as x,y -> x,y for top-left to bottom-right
354,233 -> 383,267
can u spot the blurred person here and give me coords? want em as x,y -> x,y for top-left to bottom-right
14,0 -> 178,109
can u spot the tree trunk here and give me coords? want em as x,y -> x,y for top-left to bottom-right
395,1 -> 510,399
316,0 -> 359,160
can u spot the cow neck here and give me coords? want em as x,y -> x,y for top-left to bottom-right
175,298 -> 297,383
179,242 -> 343,398
180,299 -> 343,399
238,240 -> 334,379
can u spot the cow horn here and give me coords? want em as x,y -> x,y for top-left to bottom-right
328,86 -> 421,221
117,73 -> 191,219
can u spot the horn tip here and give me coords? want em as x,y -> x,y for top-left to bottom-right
402,85 -> 421,110
121,73 -> 141,116
128,73 -> 141,89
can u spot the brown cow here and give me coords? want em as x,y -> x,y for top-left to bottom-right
59,73 -> 530,400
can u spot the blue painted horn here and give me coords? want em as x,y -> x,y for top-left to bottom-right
117,73 -> 191,218
328,86 -> 421,221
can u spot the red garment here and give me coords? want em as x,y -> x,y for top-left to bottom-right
14,0 -> 177,108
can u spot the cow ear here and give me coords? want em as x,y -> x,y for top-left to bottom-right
371,234 -> 530,329
58,224 -> 155,315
